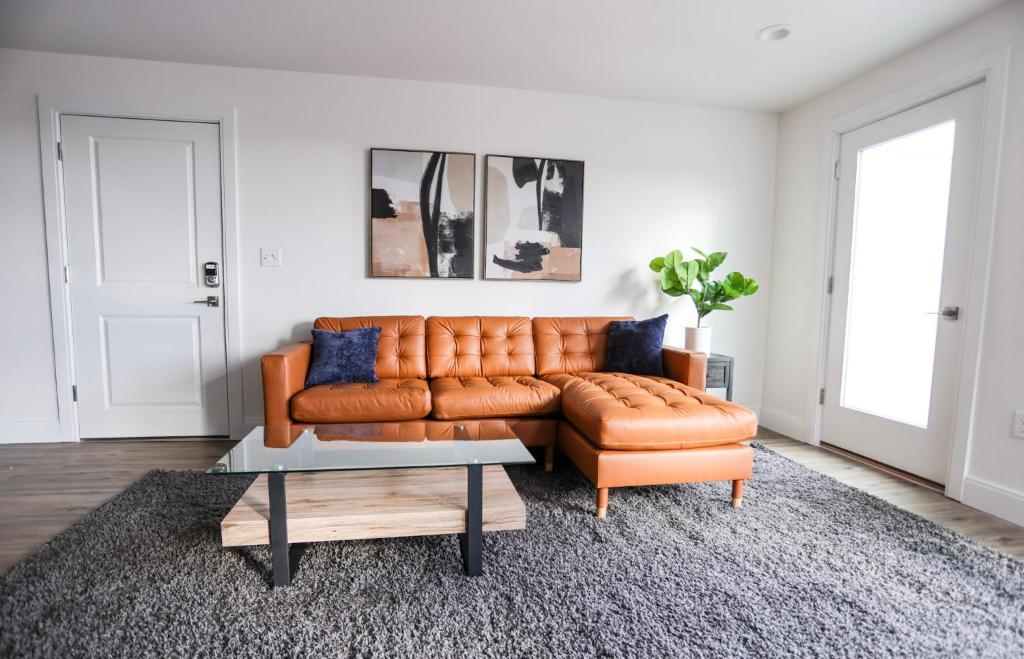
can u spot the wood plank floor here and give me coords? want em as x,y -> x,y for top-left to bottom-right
1,429 -> 1021,575
0,438 -> 233,574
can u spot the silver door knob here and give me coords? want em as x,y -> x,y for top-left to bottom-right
925,305 -> 958,320
192,296 -> 220,307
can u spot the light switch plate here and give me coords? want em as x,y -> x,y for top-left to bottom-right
1014,410 -> 1024,439
260,247 -> 281,267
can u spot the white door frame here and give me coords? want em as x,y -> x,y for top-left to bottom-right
807,50 -> 1010,500
37,95 -> 245,442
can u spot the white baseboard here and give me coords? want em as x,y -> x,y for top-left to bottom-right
757,408 -> 805,441
0,421 -> 64,444
961,476 -> 1024,527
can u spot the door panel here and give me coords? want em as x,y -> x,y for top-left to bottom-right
61,115 -> 228,438
93,137 -> 199,285
101,316 -> 202,406
821,83 -> 984,483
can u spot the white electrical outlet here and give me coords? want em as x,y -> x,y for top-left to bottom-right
260,247 -> 281,267
1014,410 -> 1024,440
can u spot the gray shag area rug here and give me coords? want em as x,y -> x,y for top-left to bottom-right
1,444 -> 1022,658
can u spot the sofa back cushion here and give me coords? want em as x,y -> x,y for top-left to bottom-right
313,316 -> 426,379
533,316 -> 633,375
427,316 -> 535,378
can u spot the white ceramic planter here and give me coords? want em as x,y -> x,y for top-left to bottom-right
684,326 -> 712,354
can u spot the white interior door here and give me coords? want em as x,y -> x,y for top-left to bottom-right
60,115 -> 229,438
821,83 -> 985,483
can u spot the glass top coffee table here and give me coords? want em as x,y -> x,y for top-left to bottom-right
208,422 -> 535,587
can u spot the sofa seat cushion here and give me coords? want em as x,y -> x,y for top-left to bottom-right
542,372 -> 756,450
430,376 -> 561,420
290,379 -> 431,423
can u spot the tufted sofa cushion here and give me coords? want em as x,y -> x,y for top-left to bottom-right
544,372 -> 757,450
427,316 -> 535,378
290,379 -> 431,423
430,376 -> 561,420
314,316 -> 426,380
532,317 -> 632,375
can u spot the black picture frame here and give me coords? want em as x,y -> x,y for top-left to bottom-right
369,147 -> 477,279
483,154 -> 585,282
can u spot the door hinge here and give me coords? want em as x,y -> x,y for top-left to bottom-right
826,276 -> 833,294
819,388 -> 826,405
57,142 -> 63,161
72,385 -> 78,402
834,160 -> 840,180
63,265 -> 70,283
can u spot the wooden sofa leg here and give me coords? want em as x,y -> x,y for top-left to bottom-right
596,488 -> 609,518
732,479 -> 745,508
544,445 -> 554,473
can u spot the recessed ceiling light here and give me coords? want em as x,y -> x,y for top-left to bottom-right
755,25 -> 792,42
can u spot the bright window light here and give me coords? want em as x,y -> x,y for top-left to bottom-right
840,120 -> 956,428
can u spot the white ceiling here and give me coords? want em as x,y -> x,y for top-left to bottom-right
0,0 -> 1004,111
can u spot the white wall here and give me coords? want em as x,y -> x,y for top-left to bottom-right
761,1 -> 1024,524
0,48 -> 778,441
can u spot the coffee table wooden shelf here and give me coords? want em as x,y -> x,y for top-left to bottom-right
208,423 -> 535,587
221,465 -> 525,547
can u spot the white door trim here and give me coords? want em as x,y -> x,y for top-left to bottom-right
806,49 -> 1010,500
37,95 -> 245,441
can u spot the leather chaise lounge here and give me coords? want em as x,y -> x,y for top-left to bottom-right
262,315 -> 758,517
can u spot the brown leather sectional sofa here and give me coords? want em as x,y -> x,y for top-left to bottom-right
262,315 -> 758,517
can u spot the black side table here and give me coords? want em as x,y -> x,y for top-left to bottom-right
705,353 -> 734,401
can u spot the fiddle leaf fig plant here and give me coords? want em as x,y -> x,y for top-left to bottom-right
649,248 -> 759,327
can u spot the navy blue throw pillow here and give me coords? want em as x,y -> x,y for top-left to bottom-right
605,315 -> 668,376
304,327 -> 381,387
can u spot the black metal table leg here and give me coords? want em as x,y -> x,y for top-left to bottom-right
460,463 -> 483,576
268,472 -> 292,587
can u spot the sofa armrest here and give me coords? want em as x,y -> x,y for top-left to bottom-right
261,342 -> 312,427
662,346 -> 707,391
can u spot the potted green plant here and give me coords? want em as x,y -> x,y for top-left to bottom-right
649,248 -> 759,354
